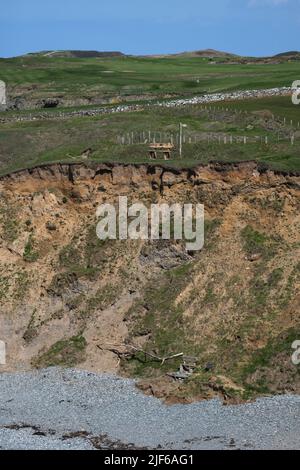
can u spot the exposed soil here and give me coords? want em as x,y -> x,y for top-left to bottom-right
0,161 -> 299,402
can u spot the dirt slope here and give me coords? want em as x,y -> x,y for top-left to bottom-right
0,161 -> 299,402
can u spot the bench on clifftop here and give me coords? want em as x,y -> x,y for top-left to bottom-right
149,143 -> 175,160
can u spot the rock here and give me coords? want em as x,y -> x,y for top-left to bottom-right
8,232 -> 30,257
161,171 -> 187,187
80,148 -> 93,159
46,222 -> 57,231
246,253 -> 262,262
40,98 -> 60,109
204,362 -> 214,372
183,355 -> 198,367
11,97 -> 27,110
31,193 -> 46,216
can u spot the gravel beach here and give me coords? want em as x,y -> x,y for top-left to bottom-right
0,368 -> 299,450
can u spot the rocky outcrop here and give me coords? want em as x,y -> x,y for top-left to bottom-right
1,160 -> 299,188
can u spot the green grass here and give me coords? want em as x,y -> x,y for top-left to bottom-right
240,328 -> 299,380
1,96 -> 300,175
241,225 -> 278,261
87,284 -> 120,312
14,271 -> 31,301
222,95 -> 300,123
23,309 -> 38,343
248,269 -> 283,312
32,334 -> 87,368
1,55 -> 300,101
0,201 -> 19,241
1,54 -> 299,175
23,235 -> 39,262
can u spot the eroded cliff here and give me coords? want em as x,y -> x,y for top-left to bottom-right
0,161 -> 299,402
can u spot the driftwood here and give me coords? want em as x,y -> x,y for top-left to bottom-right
167,363 -> 194,381
128,345 -> 183,365
97,343 -> 183,365
98,343 -> 200,381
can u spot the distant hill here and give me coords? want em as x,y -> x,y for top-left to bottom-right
9,49 -> 300,62
273,51 -> 300,59
24,48 -> 236,60
138,49 -> 300,62
172,48 -> 239,58
25,50 -> 125,58
141,48 -> 238,59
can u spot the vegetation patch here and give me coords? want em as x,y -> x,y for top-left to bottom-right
277,263 -> 300,309
32,334 -> 87,368
87,283 -> 120,312
0,204 -> 19,242
241,225 -> 280,260
84,224 -> 112,267
14,271 -> 31,301
248,267 -> 284,312
239,328 -> 300,397
0,274 -> 10,301
59,244 -> 83,269
123,262 -> 199,377
23,235 -> 39,262
23,309 -> 38,343
47,272 -> 79,297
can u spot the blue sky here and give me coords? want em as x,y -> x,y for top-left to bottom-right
0,0 -> 299,57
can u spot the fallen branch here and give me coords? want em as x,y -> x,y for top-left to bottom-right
129,345 -> 183,365
97,343 -> 183,365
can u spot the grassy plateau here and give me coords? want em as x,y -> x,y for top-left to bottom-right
0,54 -> 300,174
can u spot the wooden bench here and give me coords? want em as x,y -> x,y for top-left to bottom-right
149,143 -> 175,160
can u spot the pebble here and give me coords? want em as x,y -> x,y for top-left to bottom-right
0,367 -> 299,450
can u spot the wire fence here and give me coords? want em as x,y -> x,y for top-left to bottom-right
116,131 -> 298,146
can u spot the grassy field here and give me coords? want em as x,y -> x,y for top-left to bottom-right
0,53 -> 299,174
0,96 -> 299,175
222,95 -> 300,122
1,55 -> 300,103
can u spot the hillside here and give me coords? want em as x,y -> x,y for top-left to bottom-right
146,48 -> 238,59
176,48 -> 237,58
12,49 -> 300,60
0,161 -> 299,404
0,49 -> 299,405
25,50 -> 125,59
274,51 -> 300,60
0,52 -> 299,110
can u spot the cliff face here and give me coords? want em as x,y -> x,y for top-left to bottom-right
0,161 -> 299,402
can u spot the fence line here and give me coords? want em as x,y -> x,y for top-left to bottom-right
116,131 -> 297,146
178,103 -> 300,130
